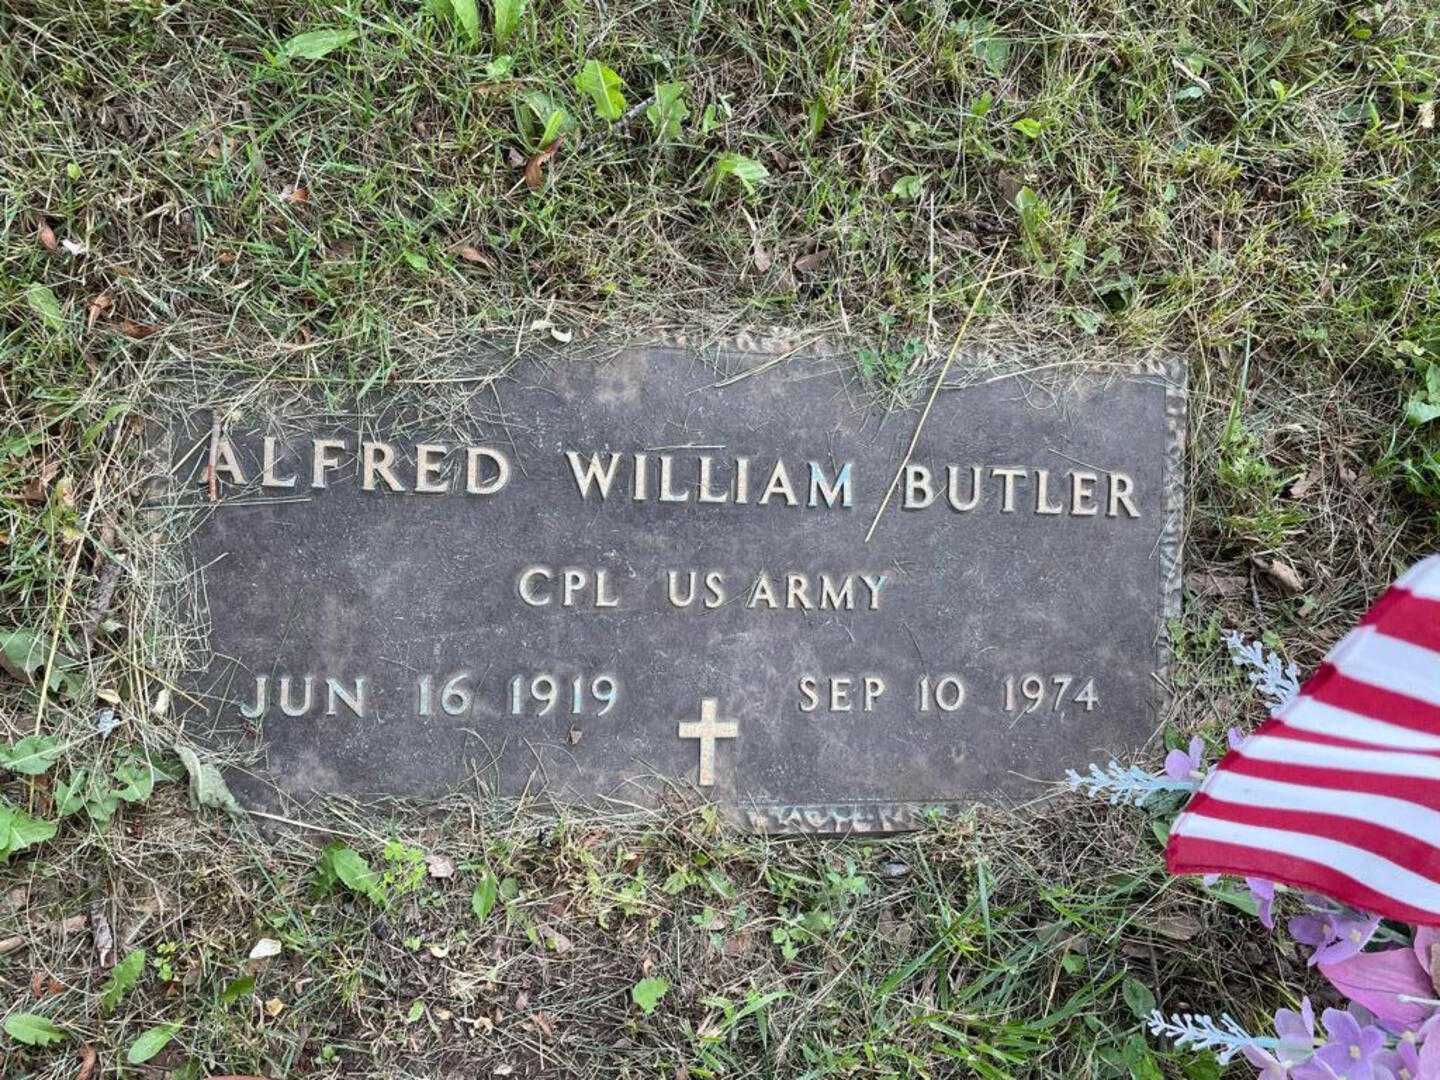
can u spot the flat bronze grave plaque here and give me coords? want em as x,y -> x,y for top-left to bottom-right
170,344 -> 1183,832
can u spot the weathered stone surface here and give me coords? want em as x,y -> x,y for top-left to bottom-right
172,345 -> 1183,832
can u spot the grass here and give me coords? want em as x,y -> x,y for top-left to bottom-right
1,0 -> 1438,1075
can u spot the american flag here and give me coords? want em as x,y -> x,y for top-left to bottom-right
1167,556 -> 1440,924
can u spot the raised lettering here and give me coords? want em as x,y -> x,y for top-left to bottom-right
1070,471 -> 1099,515
946,465 -> 980,511
758,460 -> 798,506
992,467 -> 1025,512
362,441 -> 404,492
565,451 -> 620,499
326,676 -> 366,717
466,447 -> 510,495
903,464 -> 935,509
659,455 -> 690,502
311,438 -> 346,489
808,461 -> 853,508
698,456 -> 728,503
1034,469 -> 1064,515
518,565 -> 552,606
210,437 -> 246,485
261,437 -> 296,488
1108,472 -> 1139,518
414,443 -> 449,493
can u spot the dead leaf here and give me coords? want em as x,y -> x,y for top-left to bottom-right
216,251 -> 238,266
30,970 -> 63,998
530,1011 -> 554,1038
37,219 -> 57,252
752,236 -> 772,273
1287,464 -> 1322,500
1186,571 -> 1247,598
452,244 -> 496,270
529,318 -> 573,344
86,293 -> 113,331
1251,556 -> 1305,594
279,184 -> 308,205
1138,912 -> 1202,941
427,943 -> 450,958
523,137 -> 563,191
426,853 -> 456,879
76,1045 -> 97,1080
538,924 -> 573,954
17,458 -> 60,503
119,319 -> 160,340
568,727 -> 582,745
248,937 -> 281,961
62,239 -> 87,257
90,905 -> 115,968
721,932 -> 752,958
1421,100 -> 1435,131
793,249 -> 830,273
264,996 -> 287,1017
996,171 -> 1024,205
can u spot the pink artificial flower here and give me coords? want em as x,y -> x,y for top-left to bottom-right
1293,1008 -> 1388,1080
1291,911 -> 1382,966
1165,736 -> 1205,781
1247,877 -> 1276,930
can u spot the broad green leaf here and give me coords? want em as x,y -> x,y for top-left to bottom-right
646,81 -> 689,141
0,628 -> 45,684
0,629 -> 81,696
112,761 -> 153,802
447,0 -> 480,44
175,745 -> 243,817
4,1012 -> 67,1047
26,284 -> 64,329
493,0 -> 524,47
277,29 -> 358,63
1407,397 -> 1440,426
219,974 -> 255,1005
1207,880 -> 1260,917
575,60 -> 626,121
406,999 -> 425,1023
1013,117 -> 1043,139
127,1022 -> 181,1064
0,735 -> 61,776
0,800 -> 57,862
890,174 -> 925,201
100,948 -> 145,1014
54,772 -> 87,816
316,842 -> 387,905
517,91 -> 575,152
471,872 -> 498,921
1121,976 -> 1157,1020
709,152 -> 768,195
631,976 -> 669,1015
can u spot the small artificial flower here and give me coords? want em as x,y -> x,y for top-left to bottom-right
1291,911 -> 1383,967
1165,736 -> 1206,781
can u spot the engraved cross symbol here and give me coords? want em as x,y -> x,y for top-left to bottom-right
677,697 -> 737,787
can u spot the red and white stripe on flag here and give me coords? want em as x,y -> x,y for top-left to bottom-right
1166,556 -> 1440,924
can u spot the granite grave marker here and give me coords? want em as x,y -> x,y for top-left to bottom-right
171,342 -> 1183,831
